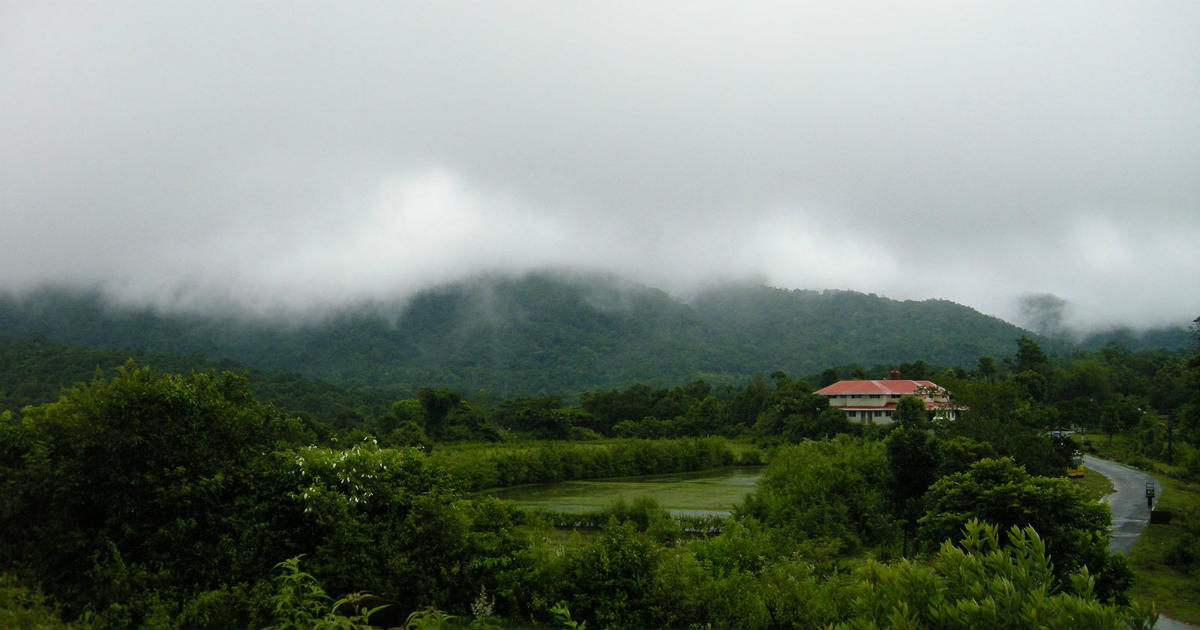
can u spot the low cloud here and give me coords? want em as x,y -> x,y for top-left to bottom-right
1,2 -> 1197,331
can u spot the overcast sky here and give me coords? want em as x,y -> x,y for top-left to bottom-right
2,2 -> 1197,331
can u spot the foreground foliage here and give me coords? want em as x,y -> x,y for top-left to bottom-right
842,521 -> 1156,630
0,365 -> 310,624
0,360 -> 1173,629
919,457 -> 1130,601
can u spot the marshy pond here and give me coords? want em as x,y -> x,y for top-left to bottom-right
482,466 -> 763,518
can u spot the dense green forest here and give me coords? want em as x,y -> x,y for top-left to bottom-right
0,333 -> 400,437
0,273 -> 1114,395
2,322 -> 1198,628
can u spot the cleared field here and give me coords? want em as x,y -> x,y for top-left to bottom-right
482,466 -> 762,517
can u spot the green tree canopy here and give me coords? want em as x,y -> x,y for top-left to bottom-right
739,436 -> 896,551
1015,335 -> 1050,374
894,395 -> 929,430
0,364 -> 309,618
886,425 -> 939,552
918,457 -> 1128,601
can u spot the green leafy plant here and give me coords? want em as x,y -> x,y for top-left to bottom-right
0,571 -> 71,630
840,520 -> 1157,630
402,607 -> 457,630
549,601 -> 586,630
263,556 -> 331,630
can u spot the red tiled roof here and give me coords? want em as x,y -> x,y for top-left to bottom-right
814,379 -> 940,395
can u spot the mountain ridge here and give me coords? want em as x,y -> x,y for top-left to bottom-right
0,271 -> 1151,395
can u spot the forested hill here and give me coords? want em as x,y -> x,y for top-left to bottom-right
0,333 -> 399,423
0,273 -> 1070,395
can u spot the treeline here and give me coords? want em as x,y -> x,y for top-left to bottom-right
6,324 -> 1199,488
2,324 -> 1198,628
0,331 -> 868,446
0,365 -> 1158,629
940,334 -> 1200,474
7,328 -> 1197,481
5,321 -> 1196,468
431,438 -> 746,491
2,364 -> 1152,624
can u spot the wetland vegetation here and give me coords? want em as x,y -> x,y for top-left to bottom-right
482,466 -> 762,517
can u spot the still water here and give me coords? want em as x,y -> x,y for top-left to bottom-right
482,466 -> 763,518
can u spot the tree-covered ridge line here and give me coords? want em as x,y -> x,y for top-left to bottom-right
0,272 -> 1114,395
3,327 -> 1195,462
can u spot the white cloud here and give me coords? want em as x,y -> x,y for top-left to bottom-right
1,1 -> 1197,330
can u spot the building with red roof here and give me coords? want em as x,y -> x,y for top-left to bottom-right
814,370 -> 958,425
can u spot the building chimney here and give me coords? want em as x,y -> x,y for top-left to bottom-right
889,370 -> 901,380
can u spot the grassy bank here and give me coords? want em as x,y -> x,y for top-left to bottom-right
1076,432 -> 1200,624
1126,473 -> 1200,624
1078,467 -> 1115,502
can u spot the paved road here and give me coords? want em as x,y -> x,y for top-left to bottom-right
1084,455 -> 1161,553
1084,455 -> 1195,630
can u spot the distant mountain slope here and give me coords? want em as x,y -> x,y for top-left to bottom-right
0,272 -> 1069,395
689,285 -> 1070,373
1078,326 -> 1193,352
0,332 -> 398,422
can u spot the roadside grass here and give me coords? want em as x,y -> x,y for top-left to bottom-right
1076,467 -> 1114,502
1073,432 -> 1200,623
1126,473 -> 1200,625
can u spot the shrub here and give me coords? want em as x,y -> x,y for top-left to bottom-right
558,521 -> 661,629
738,436 -> 896,550
0,572 -> 71,630
918,457 -> 1128,601
840,520 -> 1156,630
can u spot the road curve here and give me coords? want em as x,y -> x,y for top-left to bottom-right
1084,455 -> 1161,554
1083,455 -> 1196,630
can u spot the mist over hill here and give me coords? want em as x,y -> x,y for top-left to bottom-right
1014,292 -> 1193,351
0,271 -> 1092,395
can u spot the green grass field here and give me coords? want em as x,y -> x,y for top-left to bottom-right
482,466 -> 762,517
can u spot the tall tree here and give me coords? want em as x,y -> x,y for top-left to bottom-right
818,368 -> 838,387
886,426 -> 939,555
977,355 -> 996,382
1015,335 -> 1050,374
894,395 -> 929,430
416,387 -> 463,438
